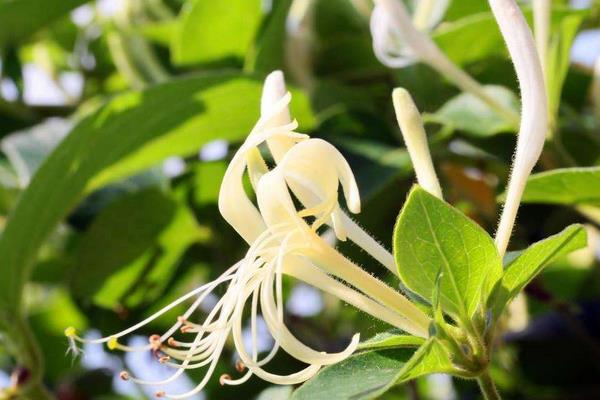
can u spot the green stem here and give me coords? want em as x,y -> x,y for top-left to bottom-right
0,313 -> 54,399
477,369 -> 502,400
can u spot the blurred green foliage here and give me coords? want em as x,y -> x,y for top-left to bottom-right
0,0 -> 599,399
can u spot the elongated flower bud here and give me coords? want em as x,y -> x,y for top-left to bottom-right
533,0 -> 550,81
392,88 -> 442,199
489,0 -> 548,256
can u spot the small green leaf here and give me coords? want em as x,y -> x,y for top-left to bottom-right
358,331 -> 425,351
393,186 -> 502,321
292,348 -> 417,400
424,85 -> 519,137
394,338 -> 455,383
490,224 -> 587,316
515,167 -> 600,206
171,0 -> 263,65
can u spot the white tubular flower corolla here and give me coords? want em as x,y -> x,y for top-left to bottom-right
370,0 -> 449,68
533,0 -> 550,81
371,0 -> 520,125
391,87 -> 443,199
66,71 -> 430,399
489,0 -> 548,257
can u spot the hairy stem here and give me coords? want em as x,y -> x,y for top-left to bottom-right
477,369 -> 502,400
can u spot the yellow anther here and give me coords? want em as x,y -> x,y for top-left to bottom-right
107,337 -> 118,350
64,327 -> 76,337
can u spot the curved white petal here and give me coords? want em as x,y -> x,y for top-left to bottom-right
261,70 -> 297,163
370,5 -> 417,68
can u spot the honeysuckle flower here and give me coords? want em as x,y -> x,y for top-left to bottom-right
65,71 -> 431,399
488,0 -> 548,257
370,0 -> 450,68
371,0 -> 520,125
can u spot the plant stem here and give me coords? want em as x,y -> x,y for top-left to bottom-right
0,313 -> 54,399
477,369 -> 502,400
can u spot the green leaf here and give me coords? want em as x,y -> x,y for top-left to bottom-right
88,75 -> 314,191
490,224 -> 587,316
516,167 -> 600,206
245,0 -> 293,73
293,339 -> 454,400
257,386 -> 293,400
140,20 -> 179,47
71,187 -> 205,308
546,10 -> 587,116
292,348 -> 417,400
171,0 -> 263,65
424,85 -> 519,137
0,0 -> 86,47
393,186 -> 502,321
393,338 -> 455,383
433,13 -> 504,66
358,331 -> 425,351
0,72 -> 313,309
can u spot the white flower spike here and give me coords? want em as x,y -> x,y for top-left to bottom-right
66,71 -> 431,399
488,0 -> 548,256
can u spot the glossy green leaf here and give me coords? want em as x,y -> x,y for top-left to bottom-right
0,72 -> 313,309
171,0 -> 262,65
393,186 -> 502,321
0,0 -> 86,47
88,75 -> 314,191
517,167 -> 600,206
424,85 -> 519,137
246,0 -> 293,73
293,339 -> 454,400
358,331 -> 426,351
292,348 -> 417,400
490,224 -> 587,316
434,13 -> 504,66
394,338 -> 455,383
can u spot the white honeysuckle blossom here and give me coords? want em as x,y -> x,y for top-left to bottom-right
370,0 -> 450,68
371,0 -> 520,125
65,71 -> 431,399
